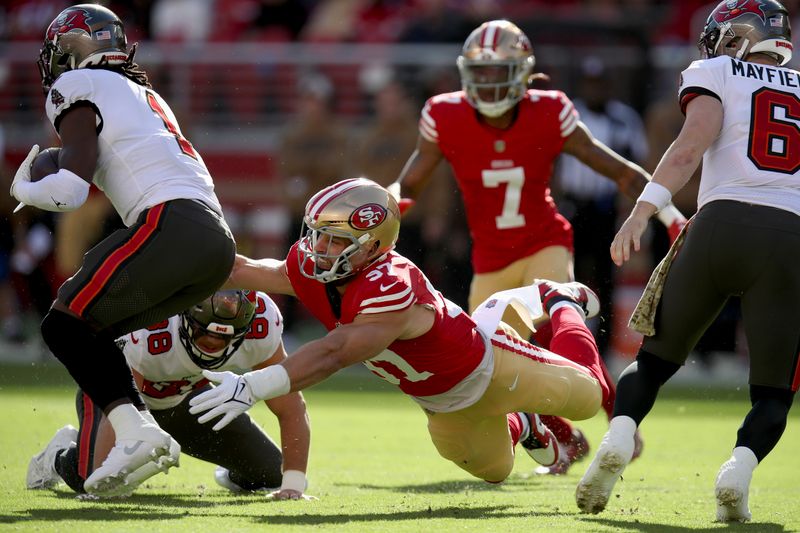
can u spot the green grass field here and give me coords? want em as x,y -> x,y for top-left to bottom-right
1,363 -> 799,532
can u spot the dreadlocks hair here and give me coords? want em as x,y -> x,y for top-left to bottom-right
86,43 -> 151,88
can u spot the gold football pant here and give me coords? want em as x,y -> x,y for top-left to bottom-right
425,323 -> 601,482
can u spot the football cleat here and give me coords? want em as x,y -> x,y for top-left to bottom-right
537,280 -> 600,319
715,448 -> 757,523
534,428 -> 590,476
575,419 -> 636,514
27,425 -> 78,489
215,466 -> 245,493
84,424 -> 180,497
520,413 -> 559,467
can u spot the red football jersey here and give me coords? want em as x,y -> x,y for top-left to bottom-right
419,90 -> 576,273
285,242 -> 487,397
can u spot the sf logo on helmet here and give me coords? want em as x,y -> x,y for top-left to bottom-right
714,0 -> 767,23
350,204 -> 387,229
48,8 -> 92,40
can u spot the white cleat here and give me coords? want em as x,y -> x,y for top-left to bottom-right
715,448 -> 756,523
520,413 -> 559,467
575,420 -> 636,514
84,424 -> 180,497
27,425 -> 78,489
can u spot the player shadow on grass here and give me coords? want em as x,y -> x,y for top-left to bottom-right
250,504 -> 558,525
0,490 -> 270,524
582,517 -> 789,532
340,473 -> 555,494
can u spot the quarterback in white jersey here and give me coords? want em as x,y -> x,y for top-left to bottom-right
680,55 -> 800,213
13,4 -> 237,496
27,290 -> 312,500
579,0 -> 799,523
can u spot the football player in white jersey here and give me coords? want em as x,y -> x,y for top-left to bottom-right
576,0 -> 798,523
10,5 -> 236,496
27,290 -> 312,499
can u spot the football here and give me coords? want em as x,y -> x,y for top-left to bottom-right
30,147 -> 61,182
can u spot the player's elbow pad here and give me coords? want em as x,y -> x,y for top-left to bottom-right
13,169 -> 90,212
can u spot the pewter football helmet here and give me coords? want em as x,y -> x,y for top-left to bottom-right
37,4 -> 130,91
179,290 -> 257,369
699,0 -> 792,65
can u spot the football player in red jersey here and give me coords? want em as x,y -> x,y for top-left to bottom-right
188,178 -> 612,486
390,19 -> 687,474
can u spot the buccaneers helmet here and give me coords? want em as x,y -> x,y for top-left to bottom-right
179,290 -> 257,369
457,20 -> 535,118
699,0 -> 792,65
37,4 -> 130,92
298,178 -> 401,283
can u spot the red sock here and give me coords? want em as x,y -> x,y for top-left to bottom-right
507,412 -> 525,446
538,415 -> 574,443
533,320 -> 554,349
549,306 -> 611,406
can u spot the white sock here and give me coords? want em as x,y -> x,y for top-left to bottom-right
731,446 -> 758,470
107,403 -> 148,441
518,413 -> 531,442
608,415 -> 637,440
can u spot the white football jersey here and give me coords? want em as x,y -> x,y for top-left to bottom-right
119,291 -> 284,410
678,56 -> 800,214
45,69 -> 223,226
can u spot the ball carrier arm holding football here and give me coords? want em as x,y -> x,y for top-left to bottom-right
391,20 -> 684,475
189,178 -> 614,487
10,4 -> 237,496
577,0 -> 800,523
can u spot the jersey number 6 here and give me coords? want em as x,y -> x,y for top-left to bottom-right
749,87 -> 800,174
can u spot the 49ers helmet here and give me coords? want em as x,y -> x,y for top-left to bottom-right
298,178 -> 401,283
179,290 -> 257,370
37,4 -> 130,92
457,20 -> 535,118
699,0 -> 792,65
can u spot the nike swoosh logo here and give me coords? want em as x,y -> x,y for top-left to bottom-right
51,196 -> 66,208
508,373 -> 520,392
380,281 -> 399,292
234,381 -> 246,399
130,333 -> 139,344
123,441 -> 143,455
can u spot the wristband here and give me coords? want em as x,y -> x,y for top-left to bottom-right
245,364 -> 290,401
280,469 -> 307,492
13,168 -> 89,212
636,181 -> 672,212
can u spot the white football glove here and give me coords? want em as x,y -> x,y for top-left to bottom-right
189,370 -> 257,431
10,145 -> 40,213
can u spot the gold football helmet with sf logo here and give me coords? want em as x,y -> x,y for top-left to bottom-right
457,20 -> 535,118
298,178 -> 401,283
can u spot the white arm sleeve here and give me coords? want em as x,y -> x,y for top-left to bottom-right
12,169 -> 90,212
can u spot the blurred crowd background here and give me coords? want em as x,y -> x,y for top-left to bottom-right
3,0 -> 796,372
